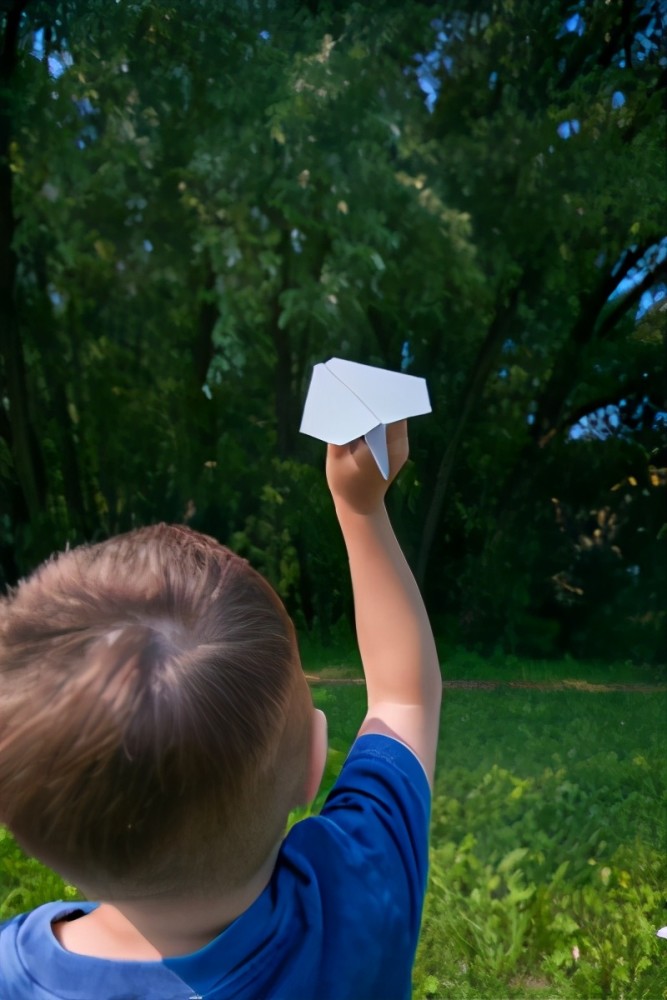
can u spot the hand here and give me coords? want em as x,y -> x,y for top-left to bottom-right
326,420 -> 409,515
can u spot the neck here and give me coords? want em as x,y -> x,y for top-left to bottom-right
53,844 -> 281,960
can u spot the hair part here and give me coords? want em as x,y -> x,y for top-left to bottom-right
0,524 -> 311,899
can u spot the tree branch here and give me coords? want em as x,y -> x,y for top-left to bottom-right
597,260 -> 667,343
553,379 -> 663,443
415,270 -> 534,585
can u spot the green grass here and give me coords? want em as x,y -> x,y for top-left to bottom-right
302,668 -> 667,999
416,686 -> 666,999
2,655 -> 665,999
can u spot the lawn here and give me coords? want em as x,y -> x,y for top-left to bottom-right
1,653 -> 665,999
306,659 -> 667,1000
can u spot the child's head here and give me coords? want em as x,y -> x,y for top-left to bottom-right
0,524 -> 322,901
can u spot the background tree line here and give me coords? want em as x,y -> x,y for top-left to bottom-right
1,0 -> 665,664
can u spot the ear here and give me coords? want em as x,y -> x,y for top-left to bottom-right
303,708 -> 328,805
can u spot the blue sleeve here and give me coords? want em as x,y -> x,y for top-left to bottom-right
317,734 -> 432,937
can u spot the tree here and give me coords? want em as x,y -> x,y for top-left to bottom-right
1,0 -> 664,661
412,0 -> 666,589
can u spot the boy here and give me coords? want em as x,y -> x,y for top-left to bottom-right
0,420 -> 441,999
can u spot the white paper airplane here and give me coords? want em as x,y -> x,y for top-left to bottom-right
299,358 -> 431,478
657,927 -> 667,939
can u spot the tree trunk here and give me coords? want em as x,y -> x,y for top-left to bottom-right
415,276 -> 526,586
0,2 -> 47,523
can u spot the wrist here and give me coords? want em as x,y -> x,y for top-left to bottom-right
333,496 -> 388,523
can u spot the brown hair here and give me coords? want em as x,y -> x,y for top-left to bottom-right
0,524 -> 311,899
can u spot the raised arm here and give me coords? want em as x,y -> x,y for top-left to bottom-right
326,421 -> 442,785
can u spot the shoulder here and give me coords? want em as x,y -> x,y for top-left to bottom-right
285,733 -> 431,906
1,903 -> 194,1000
320,732 -> 432,823
268,735 -> 431,997
0,903 -> 90,999
338,731 -> 432,782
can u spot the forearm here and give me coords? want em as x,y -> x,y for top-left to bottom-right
326,423 -> 441,779
335,501 -> 441,716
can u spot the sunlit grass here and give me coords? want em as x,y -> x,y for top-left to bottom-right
304,674 -> 666,998
412,686 -> 666,999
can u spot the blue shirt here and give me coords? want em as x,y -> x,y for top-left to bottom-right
0,734 -> 431,1000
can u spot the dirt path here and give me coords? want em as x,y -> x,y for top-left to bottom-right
304,675 -> 667,693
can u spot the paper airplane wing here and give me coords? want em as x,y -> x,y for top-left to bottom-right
300,357 -> 432,478
325,358 -> 431,425
299,362 -> 380,445
300,358 -> 431,446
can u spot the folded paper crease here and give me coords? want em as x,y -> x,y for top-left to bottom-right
300,358 -> 431,478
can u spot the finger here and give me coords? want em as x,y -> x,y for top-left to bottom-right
385,419 -> 408,444
386,420 -> 409,462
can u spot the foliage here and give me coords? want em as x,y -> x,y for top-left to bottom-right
0,0 -> 665,661
0,827 -> 80,921
413,684 -> 667,999
229,458 -> 351,638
